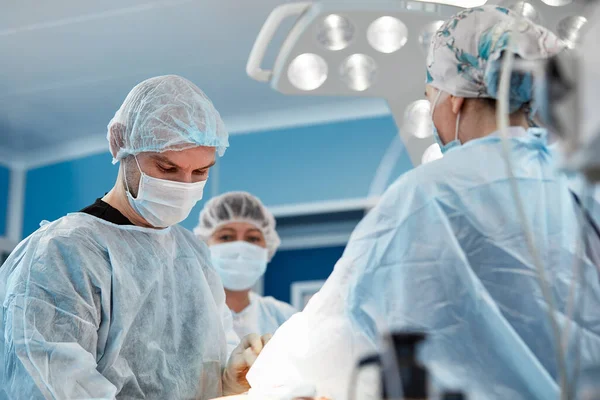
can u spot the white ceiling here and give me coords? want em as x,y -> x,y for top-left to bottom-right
0,0 -> 372,166
0,0 -> 588,168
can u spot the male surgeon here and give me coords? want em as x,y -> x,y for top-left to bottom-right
0,75 -> 267,399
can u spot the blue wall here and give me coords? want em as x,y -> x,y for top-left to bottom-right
24,153 -> 118,237
22,116 -> 413,237
179,116 -> 412,230
0,166 -> 9,237
264,245 -> 345,303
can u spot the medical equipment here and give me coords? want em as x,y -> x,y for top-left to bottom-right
246,1 -> 464,167
536,1 -> 600,181
352,332 -> 429,400
441,392 -> 465,400
351,331 -> 469,400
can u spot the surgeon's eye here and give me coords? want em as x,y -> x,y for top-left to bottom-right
246,236 -> 262,244
193,169 -> 209,177
157,164 -> 177,173
218,234 -> 235,242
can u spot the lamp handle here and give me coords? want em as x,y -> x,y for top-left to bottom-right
246,2 -> 312,82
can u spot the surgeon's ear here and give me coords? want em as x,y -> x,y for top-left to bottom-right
108,123 -> 126,159
450,96 -> 465,115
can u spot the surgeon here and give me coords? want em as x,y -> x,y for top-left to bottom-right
194,191 -> 297,338
247,7 -> 600,400
0,75 -> 269,399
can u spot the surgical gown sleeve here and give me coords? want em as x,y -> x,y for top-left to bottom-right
2,230 -> 116,399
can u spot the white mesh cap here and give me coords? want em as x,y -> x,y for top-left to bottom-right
107,75 -> 229,164
194,192 -> 281,260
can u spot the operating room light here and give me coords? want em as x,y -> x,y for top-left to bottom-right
503,1 -> 542,24
367,16 -> 408,54
418,20 -> 444,55
557,15 -> 587,48
340,54 -> 377,91
287,53 -> 328,91
403,100 -> 434,139
540,0 -> 572,7
317,14 -> 355,51
422,143 -> 443,164
246,1 -> 471,167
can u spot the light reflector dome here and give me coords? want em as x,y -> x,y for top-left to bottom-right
317,14 -> 355,51
367,16 -> 408,54
558,16 -> 587,48
504,1 -> 542,24
403,100 -> 434,139
422,143 -> 443,164
287,53 -> 328,91
340,54 -> 377,92
540,0 -> 572,7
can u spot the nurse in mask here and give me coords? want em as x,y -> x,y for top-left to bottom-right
195,191 -> 297,338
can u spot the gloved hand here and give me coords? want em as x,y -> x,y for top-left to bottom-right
222,333 -> 273,395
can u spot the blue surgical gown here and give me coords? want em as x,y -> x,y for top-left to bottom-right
247,127 -> 600,400
0,213 -> 239,399
232,292 -> 297,338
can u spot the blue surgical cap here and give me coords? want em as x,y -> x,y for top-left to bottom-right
426,6 -> 564,112
107,75 -> 229,164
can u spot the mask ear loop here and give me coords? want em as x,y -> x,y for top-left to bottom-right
455,112 -> 461,143
430,90 -> 443,119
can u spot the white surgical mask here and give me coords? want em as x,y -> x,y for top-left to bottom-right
210,241 -> 268,291
125,156 -> 206,228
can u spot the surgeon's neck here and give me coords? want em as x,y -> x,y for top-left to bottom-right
461,106 -> 529,142
225,289 -> 251,313
103,168 -> 156,229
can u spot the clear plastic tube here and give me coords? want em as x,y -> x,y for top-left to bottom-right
496,25 -> 568,400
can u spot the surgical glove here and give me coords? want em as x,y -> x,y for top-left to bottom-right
223,333 -> 272,395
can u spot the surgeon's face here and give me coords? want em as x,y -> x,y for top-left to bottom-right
124,146 -> 216,198
208,222 -> 267,249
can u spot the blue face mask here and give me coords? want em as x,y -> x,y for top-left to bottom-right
431,90 -> 462,154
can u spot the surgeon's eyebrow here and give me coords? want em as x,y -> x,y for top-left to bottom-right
198,160 -> 216,171
150,154 -> 179,168
214,227 -> 235,235
149,154 -> 215,170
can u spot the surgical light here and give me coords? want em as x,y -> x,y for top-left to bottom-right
246,1 -> 465,167
317,14 -> 355,51
418,20 -> 444,55
287,53 -> 328,91
340,54 -> 377,91
540,0 -> 572,7
403,100 -> 433,139
557,15 -> 587,48
504,1 -> 543,24
422,143 -> 443,164
367,16 -> 408,54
